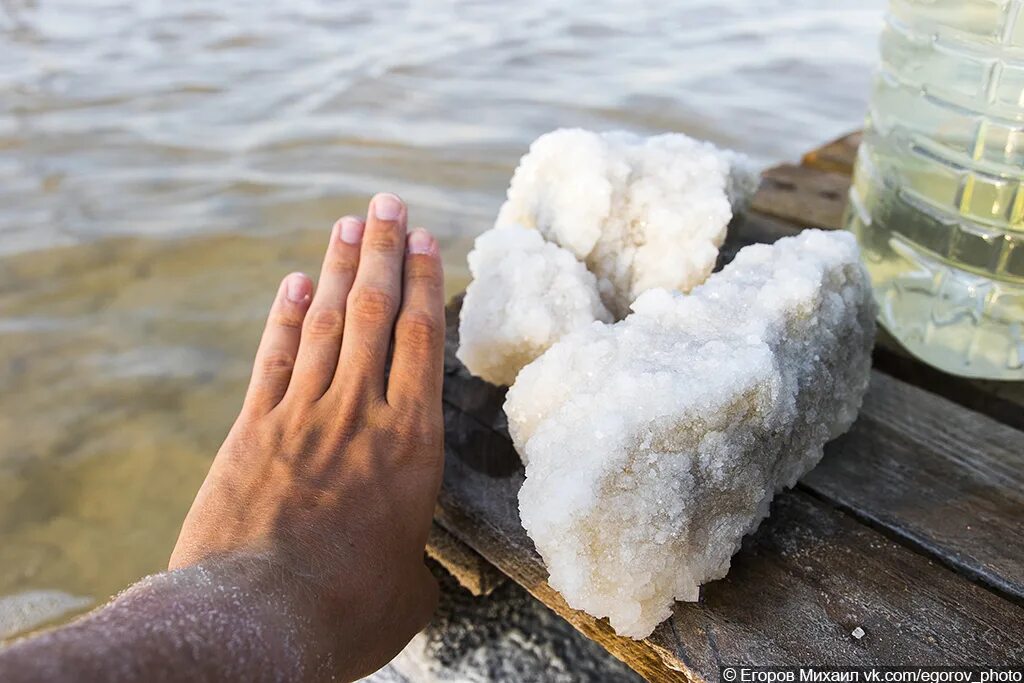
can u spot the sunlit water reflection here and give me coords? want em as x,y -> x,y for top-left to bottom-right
0,0 -> 884,636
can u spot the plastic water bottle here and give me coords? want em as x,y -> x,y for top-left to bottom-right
846,0 -> 1024,379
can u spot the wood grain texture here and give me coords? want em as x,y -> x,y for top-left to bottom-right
655,492 -> 1023,670
802,371 -> 1024,601
426,522 -> 505,596
438,299 -> 1024,680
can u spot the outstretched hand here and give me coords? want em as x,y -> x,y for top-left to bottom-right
171,192 -> 445,678
0,193 -> 446,683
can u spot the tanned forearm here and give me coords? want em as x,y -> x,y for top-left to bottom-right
0,555 -> 323,683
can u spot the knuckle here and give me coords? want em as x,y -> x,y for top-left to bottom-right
405,263 -> 442,289
350,287 -> 397,323
318,392 -> 367,433
388,408 -> 443,450
324,254 -> 358,278
304,307 -> 345,337
364,228 -> 402,252
272,310 -> 304,331
397,310 -> 442,347
259,350 -> 295,375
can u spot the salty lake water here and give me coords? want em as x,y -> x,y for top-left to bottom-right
0,0 -> 885,636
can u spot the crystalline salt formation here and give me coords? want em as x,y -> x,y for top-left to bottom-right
505,229 -> 876,639
456,224 -> 612,386
458,128 -> 757,385
496,128 -> 758,317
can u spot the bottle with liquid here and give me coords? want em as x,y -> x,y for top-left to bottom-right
846,0 -> 1024,379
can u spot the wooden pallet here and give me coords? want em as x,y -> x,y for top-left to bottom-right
431,133 -> 1024,682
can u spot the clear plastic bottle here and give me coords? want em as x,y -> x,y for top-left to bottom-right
846,0 -> 1024,379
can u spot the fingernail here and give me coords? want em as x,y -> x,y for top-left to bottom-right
373,193 -> 403,221
338,216 -> 364,244
285,273 -> 311,303
407,228 -> 435,255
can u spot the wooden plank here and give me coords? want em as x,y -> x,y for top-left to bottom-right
426,522 -> 505,596
654,492 -> 1023,670
750,164 -> 850,230
870,335 -> 1024,433
804,371 -> 1024,602
439,300 -> 1024,680
801,131 -> 862,175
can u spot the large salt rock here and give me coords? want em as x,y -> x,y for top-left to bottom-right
496,128 -> 758,317
456,223 -> 612,386
505,229 -> 876,639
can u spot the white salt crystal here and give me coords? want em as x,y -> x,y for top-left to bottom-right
505,230 -> 876,639
495,128 -> 758,317
456,223 -> 612,386
458,128 -> 758,385
852,626 -> 866,640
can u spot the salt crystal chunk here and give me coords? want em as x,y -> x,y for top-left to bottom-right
458,128 -> 758,385
496,128 -> 758,317
505,229 -> 876,639
456,223 -> 612,386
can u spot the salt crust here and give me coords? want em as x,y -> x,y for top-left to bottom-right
505,230 -> 876,639
458,128 -> 757,385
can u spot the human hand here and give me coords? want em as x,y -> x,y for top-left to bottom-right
169,192 -> 444,680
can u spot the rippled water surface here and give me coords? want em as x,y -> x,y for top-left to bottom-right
0,0 -> 884,635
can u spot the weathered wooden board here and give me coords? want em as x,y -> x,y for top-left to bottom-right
426,522 -> 505,596
802,372 -> 1024,602
437,300 -> 1024,680
654,492 -> 1024,670
750,164 -> 850,230
741,132 -> 1024,430
801,131 -> 861,176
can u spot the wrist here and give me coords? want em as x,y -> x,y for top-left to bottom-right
146,557 -> 317,680
184,550 -> 355,681
0,555 -> 318,683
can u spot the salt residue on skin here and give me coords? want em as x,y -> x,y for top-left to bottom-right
505,230 -> 876,639
456,223 -> 612,386
495,128 -> 759,317
127,565 -> 309,682
0,562 -> 309,682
